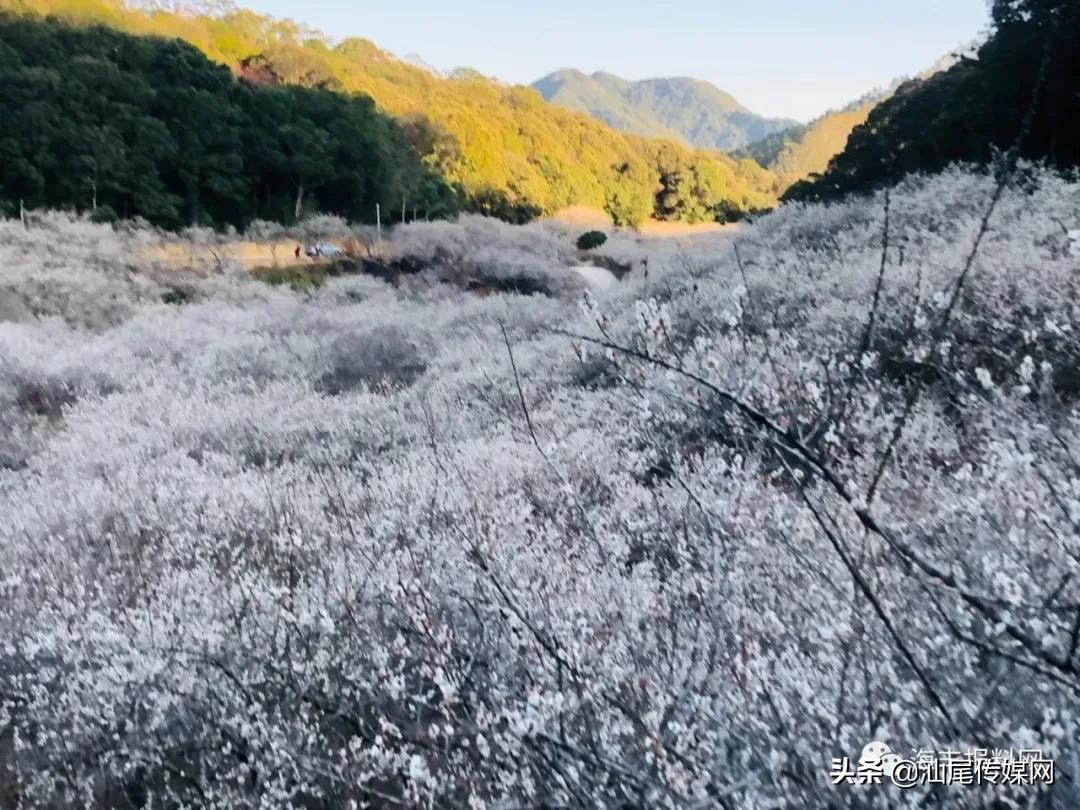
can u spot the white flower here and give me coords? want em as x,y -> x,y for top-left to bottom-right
992,571 -> 1023,606
408,754 -> 431,787
1018,355 -> 1035,384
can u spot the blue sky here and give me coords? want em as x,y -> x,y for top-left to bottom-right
242,0 -> 991,122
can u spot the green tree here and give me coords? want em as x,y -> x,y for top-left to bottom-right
603,161 -> 653,229
0,15 -> 455,228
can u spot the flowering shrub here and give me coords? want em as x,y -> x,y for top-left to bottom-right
391,216 -> 586,297
0,165 -> 1078,808
318,325 -> 431,394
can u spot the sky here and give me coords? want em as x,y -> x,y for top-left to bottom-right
241,0 -> 991,122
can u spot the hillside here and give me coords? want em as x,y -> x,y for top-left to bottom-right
787,1 -> 1078,201
735,50 -> 973,191
532,69 -> 797,152
0,0 -> 779,226
760,100 -> 876,189
0,16 -> 454,228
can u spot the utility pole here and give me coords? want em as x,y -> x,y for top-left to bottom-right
19,199 -> 26,230
376,203 -> 382,250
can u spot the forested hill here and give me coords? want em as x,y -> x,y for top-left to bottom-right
0,0 -> 780,228
785,0 -> 1079,202
531,70 -> 797,152
0,16 -> 454,228
735,48 -> 979,193
734,99 -> 880,189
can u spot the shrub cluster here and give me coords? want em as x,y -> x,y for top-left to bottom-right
0,165 -> 1078,807
576,230 -> 608,250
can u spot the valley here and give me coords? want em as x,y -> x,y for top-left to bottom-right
0,0 -> 1078,807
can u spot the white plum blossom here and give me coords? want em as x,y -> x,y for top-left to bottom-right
0,164 -> 1078,808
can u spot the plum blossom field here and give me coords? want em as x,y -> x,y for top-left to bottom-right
1,165 -> 1079,808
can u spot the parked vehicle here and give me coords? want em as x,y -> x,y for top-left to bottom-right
305,242 -> 342,258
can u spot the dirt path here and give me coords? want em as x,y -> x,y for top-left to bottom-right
147,239 -> 308,271
548,205 -> 740,237
144,214 -> 739,274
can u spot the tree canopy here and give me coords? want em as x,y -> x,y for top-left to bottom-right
0,15 -> 457,228
0,0 -> 780,226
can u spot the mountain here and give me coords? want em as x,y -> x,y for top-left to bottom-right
768,103 -> 878,188
532,69 -> 798,152
735,46 -> 977,191
734,98 -> 880,190
785,0 -> 1079,203
734,45 -> 980,192
0,0 -> 779,226
785,2 -> 1078,203
400,52 -> 442,76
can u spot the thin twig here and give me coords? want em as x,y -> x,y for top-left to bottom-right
859,187 -> 890,358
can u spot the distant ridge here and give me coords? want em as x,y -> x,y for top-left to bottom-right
400,52 -> 442,76
0,0 -> 780,225
735,100 -> 881,188
735,42 -> 981,188
532,69 -> 798,152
